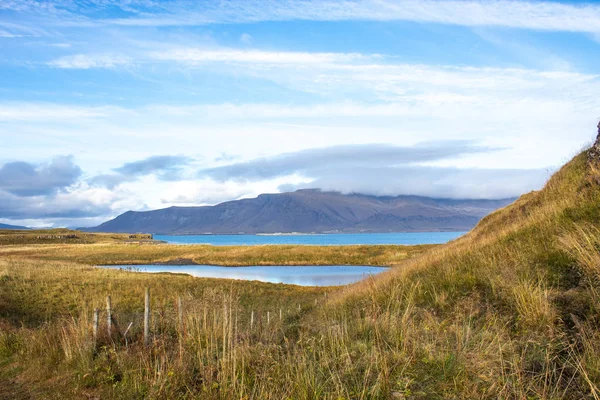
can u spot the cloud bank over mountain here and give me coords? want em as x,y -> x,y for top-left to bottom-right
0,140 -> 552,227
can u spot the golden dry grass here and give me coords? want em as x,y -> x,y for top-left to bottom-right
0,241 -> 433,267
0,228 -> 153,245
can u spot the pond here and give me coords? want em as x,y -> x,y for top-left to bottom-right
100,264 -> 389,287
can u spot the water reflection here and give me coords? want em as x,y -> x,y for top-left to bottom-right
100,265 -> 388,287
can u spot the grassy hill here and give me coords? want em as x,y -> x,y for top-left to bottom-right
316,150 -> 600,398
2,147 -> 600,398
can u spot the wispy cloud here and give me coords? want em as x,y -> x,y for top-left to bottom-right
0,30 -> 24,38
200,142 -> 496,182
148,48 -> 373,65
0,103 -> 122,121
278,165 -> 550,200
5,0 -> 600,33
44,48 -> 374,70
198,142 -> 548,199
90,155 -> 194,189
13,56 -> 599,130
97,1 -> 600,34
57,49 -> 594,103
115,155 -> 192,177
47,53 -> 132,69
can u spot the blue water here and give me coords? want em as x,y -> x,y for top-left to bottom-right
154,232 -> 465,246
101,265 -> 389,286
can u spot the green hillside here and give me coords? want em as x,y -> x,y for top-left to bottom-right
315,148 -> 600,398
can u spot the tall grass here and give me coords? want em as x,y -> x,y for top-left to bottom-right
0,242 -> 432,267
560,224 -> 600,280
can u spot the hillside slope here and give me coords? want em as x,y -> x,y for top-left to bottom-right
313,143 -> 600,397
85,190 -> 513,234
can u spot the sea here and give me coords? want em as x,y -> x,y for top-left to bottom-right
154,231 -> 466,246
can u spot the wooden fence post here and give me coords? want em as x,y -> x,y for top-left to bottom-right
279,308 -> 282,321
106,296 -> 112,338
144,287 -> 150,346
92,308 -> 99,346
250,310 -> 254,329
267,311 -> 270,325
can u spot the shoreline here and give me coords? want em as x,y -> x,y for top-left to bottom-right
152,230 -> 467,236
98,259 -> 391,268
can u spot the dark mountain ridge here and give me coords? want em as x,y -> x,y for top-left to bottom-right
84,189 -> 514,234
0,223 -> 29,230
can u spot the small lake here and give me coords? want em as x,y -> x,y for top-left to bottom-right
101,265 -> 389,286
154,232 -> 465,246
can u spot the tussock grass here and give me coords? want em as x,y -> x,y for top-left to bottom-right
560,224 -> 600,280
3,149 -> 600,398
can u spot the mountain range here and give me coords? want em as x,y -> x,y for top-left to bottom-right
0,223 -> 29,230
84,189 -> 514,235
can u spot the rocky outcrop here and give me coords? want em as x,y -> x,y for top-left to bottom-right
588,121 -> 600,163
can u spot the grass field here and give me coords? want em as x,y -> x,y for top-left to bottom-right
0,229 -> 153,245
2,148 -> 600,398
0,240 -> 433,267
0,232 -> 431,398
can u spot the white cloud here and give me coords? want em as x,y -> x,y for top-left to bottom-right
0,186 -> 113,220
0,103 -> 124,121
124,51 -> 598,105
0,20 -> 47,37
47,53 -> 132,69
1,56 -> 598,171
148,48 -> 372,65
6,1 -> 600,35
281,166 -> 551,200
44,48 -> 375,70
48,42 -> 72,48
96,0 -> 600,34
158,180 -> 258,206
17,59 -> 600,126
0,30 -> 23,38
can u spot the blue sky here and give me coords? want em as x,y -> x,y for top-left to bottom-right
1,0 -> 600,227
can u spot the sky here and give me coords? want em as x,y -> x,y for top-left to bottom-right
1,0 -> 600,228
